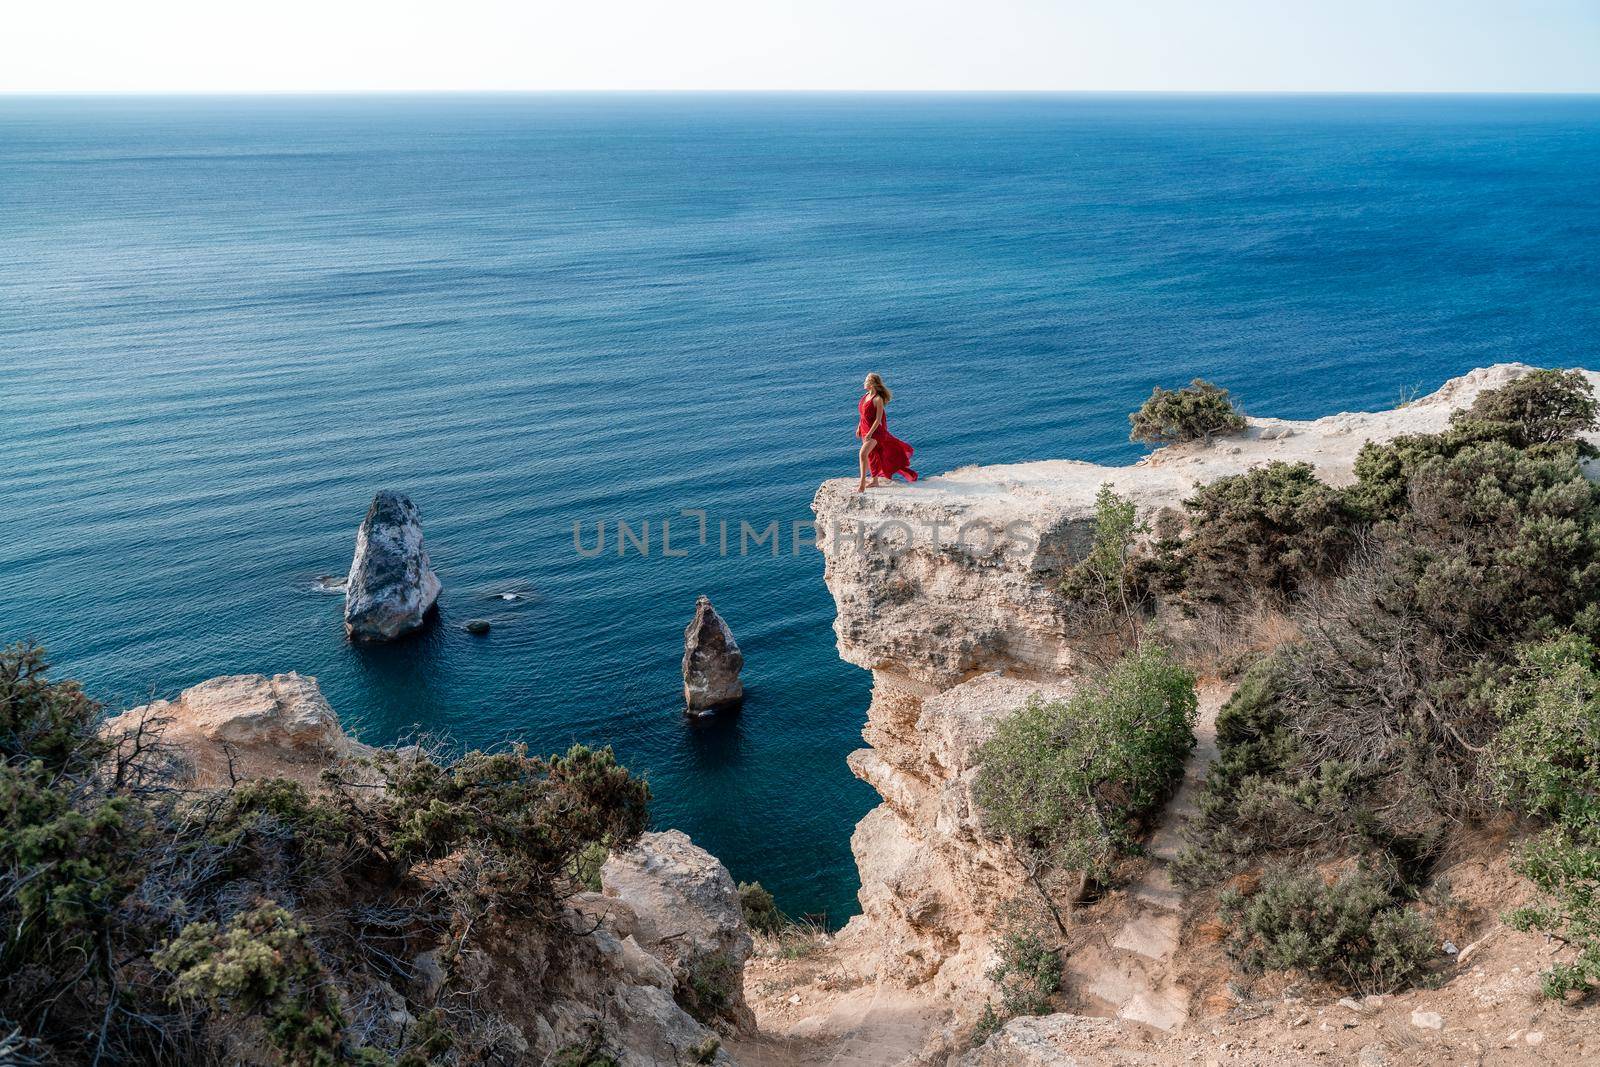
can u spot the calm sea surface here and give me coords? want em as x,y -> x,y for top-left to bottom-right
3,94 -> 1598,920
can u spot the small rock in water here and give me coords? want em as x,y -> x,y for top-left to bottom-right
313,574 -> 348,594
464,619 -> 492,636
682,595 -> 744,714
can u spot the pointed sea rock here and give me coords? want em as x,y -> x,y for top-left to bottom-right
343,491 -> 442,641
682,595 -> 743,714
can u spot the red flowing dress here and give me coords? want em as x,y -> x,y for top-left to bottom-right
857,393 -> 919,482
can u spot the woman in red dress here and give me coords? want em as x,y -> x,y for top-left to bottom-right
856,372 -> 918,492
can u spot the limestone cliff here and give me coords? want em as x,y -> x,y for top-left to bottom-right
810,363 -> 1593,999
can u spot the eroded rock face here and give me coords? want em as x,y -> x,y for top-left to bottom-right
469,894 -> 736,1067
105,672 -> 368,788
811,364 -> 1588,999
683,595 -> 744,713
602,829 -> 756,1033
841,671 -> 1075,992
344,490 -> 442,641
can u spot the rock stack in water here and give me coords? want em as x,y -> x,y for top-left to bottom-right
343,491 -> 442,641
682,595 -> 743,714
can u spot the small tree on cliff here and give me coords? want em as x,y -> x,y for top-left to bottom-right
974,645 -> 1197,929
1058,485 -> 1156,660
1129,379 -> 1246,446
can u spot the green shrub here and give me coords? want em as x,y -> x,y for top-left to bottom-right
1129,379 -> 1246,446
971,1003 -> 1006,1046
155,902 -> 358,1066
1351,368 -> 1599,520
974,645 -> 1195,901
1216,434 -> 1600,859
970,920 -> 1061,1046
1490,635 -> 1600,997
0,760 -> 145,963
1173,659 -> 1304,886
1503,827 -> 1600,999
738,880 -> 787,936
677,951 -> 739,1026
380,741 -> 650,906
988,926 -> 1061,1018
1173,462 -> 1361,604
573,840 -> 608,892
1059,486 -> 1154,655
1490,634 -> 1600,829
1218,867 -> 1438,994
0,641 -> 108,772
1452,367 -> 1598,452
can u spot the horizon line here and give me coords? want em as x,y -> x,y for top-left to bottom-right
4,87 -> 1599,98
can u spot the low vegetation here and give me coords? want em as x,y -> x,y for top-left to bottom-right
1162,367 -> 1600,997
974,644 -> 1196,924
1166,461 -> 1360,607
1218,866 -> 1438,995
1058,485 -> 1156,659
1129,378 -> 1247,446
0,641 -> 651,1064
1489,635 -> 1600,997
971,917 -> 1062,1045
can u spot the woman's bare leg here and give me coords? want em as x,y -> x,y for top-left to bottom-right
857,439 -> 876,492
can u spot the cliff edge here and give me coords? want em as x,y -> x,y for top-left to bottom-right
803,363 -> 1600,1046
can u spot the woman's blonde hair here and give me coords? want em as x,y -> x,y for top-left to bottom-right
864,372 -> 892,402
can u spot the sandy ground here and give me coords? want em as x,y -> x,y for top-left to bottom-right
735,848 -> 1598,1065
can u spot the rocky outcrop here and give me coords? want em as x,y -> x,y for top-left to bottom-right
603,829 -> 757,1033
107,674 -> 745,1066
810,364 -> 1594,1003
499,888 -> 739,1066
683,595 -> 745,713
105,672 -> 370,788
344,490 -> 441,641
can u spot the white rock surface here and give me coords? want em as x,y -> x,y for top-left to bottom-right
105,672 -> 368,788
603,829 -> 757,1033
954,1013 -> 1133,1065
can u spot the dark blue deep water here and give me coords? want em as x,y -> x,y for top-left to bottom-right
3,94 -> 1598,921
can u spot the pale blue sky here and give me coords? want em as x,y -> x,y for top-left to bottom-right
4,0 -> 1598,93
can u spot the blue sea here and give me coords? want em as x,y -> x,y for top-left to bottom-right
3,94 -> 1598,922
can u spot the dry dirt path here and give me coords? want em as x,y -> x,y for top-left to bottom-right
734,681 -> 1233,1065
1059,679 -> 1230,1033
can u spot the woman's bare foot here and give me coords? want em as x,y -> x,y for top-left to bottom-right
855,480 -> 867,493
869,478 -> 886,487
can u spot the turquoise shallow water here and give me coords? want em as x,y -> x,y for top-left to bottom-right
3,93 -> 1598,922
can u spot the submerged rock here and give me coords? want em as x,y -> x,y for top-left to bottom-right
682,595 -> 743,713
464,619 -> 491,635
343,491 -> 442,641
